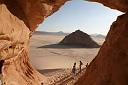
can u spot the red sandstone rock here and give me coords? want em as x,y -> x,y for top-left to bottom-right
59,30 -> 100,48
0,0 -> 68,84
15,0 -> 68,30
90,0 -> 128,12
0,0 -> 128,85
75,13 -> 128,85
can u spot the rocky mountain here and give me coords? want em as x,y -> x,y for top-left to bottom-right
59,30 -> 100,48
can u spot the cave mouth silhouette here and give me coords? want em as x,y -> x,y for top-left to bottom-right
30,1 -> 122,79
0,0 -> 126,85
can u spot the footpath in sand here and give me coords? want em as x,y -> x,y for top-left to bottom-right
43,68 -> 87,85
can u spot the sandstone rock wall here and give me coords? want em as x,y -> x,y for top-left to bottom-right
75,13 -> 128,85
90,0 -> 128,12
75,0 -> 128,85
0,3 -> 45,85
0,0 -> 128,85
15,0 -> 68,30
0,0 -> 67,85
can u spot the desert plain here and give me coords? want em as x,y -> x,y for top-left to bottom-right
29,32 -> 105,84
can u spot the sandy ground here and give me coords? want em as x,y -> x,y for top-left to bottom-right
29,34 -> 105,84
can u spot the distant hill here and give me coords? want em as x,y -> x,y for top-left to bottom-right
59,30 -> 100,48
91,34 -> 106,39
33,31 -> 106,39
33,31 -> 69,36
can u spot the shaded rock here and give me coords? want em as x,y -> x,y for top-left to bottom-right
15,0 -> 68,30
90,0 -> 128,13
0,0 -> 128,85
0,0 -> 68,85
59,30 -> 100,48
0,2 -> 46,85
75,13 -> 128,85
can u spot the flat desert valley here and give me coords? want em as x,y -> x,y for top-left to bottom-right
29,32 -> 105,84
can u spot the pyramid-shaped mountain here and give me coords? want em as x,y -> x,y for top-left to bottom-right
59,30 -> 100,48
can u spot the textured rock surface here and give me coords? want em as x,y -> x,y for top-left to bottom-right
59,30 -> 100,48
0,3 -> 45,85
90,0 -> 128,12
0,0 -> 128,85
75,13 -> 128,85
0,0 -> 67,85
15,0 -> 68,30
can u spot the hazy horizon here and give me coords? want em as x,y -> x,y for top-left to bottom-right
37,0 -> 123,35
35,30 -> 107,36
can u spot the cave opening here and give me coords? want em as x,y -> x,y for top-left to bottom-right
29,0 -> 123,84
0,0 -> 127,85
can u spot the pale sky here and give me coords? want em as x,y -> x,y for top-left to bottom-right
37,0 -> 123,35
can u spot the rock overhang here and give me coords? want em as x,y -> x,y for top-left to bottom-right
3,0 -> 127,31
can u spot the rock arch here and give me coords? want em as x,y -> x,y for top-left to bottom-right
0,0 -> 128,85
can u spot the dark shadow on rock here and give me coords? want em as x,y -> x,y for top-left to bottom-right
38,44 -> 101,49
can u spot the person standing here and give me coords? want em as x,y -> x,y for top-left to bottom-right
79,61 -> 83,73
72,62 -> 76,79
86,63 -> 89,68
